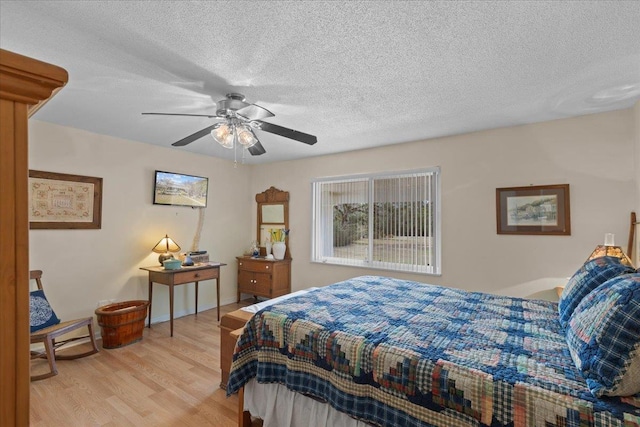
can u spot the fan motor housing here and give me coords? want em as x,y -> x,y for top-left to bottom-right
216,93 -> 249,117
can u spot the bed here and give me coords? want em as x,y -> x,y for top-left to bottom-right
220,288 -> 319,388
227,271 -> 640,426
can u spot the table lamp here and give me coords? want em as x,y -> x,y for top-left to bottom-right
585,233 -> 634,267
152,234 -> 181,265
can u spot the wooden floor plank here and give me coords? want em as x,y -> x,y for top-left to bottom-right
30,300 -> 262,427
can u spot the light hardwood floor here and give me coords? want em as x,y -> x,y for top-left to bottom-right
30,300 -> 258,427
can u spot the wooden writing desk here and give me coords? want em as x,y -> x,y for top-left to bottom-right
140,262 -> 226,336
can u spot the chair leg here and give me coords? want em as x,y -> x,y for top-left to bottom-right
87,321 -> 99,354
56,322 -> 99,360
31,336 -> 58,381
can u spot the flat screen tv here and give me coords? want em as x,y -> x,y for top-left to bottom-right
153,170 -> 208,208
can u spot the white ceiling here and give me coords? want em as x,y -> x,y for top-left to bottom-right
1,1 -> 639,164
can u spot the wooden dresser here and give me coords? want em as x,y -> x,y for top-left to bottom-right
236,256 -> 291,302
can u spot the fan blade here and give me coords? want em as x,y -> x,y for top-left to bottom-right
172,124 -> 219,146
248,140 -> 266,156
254,121 -> 317,145
236,104 -> 274,121
142,112 -> 219,118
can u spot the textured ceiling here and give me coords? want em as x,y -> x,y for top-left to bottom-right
1,1 -> 639,164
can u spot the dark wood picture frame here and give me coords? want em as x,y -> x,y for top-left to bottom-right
496,184 -> 570,235
29,170 -> 103,229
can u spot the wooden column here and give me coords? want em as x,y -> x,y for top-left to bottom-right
0,49 -> 67,426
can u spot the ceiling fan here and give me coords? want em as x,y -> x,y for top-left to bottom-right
142,93 -> 317,156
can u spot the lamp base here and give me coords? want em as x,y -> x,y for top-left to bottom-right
158,253 -> 174,265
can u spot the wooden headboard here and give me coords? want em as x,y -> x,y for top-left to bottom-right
629,212 -> 637,265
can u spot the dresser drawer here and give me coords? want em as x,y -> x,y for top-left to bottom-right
237,259 -> 274,273
173,268 -> 217,284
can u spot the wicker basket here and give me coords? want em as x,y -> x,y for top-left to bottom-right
95,300 -> 149,349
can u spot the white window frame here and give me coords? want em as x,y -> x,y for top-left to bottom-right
311,167 -> 441,275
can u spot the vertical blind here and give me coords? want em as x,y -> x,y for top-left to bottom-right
312,167 -> 440,274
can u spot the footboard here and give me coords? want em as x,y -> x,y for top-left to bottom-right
219,309 -> 253,389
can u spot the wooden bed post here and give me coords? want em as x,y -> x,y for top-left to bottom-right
0,48 -> 67,427
628,211 -> 637,262
237,386 -> 252,427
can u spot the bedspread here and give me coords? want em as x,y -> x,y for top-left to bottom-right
227,276 -> 640,426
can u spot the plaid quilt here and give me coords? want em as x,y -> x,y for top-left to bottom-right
227,275 -> 640,427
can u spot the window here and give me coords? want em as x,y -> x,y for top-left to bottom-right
312,167 -> 441,275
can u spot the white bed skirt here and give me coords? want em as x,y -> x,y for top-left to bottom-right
244,379 -> 372,427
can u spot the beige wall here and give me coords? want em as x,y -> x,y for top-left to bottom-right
28,107 -> 637,327
28,121 -> 252,326
252,109 -> 636,296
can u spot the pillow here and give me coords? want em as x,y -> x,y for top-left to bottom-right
30,289 -> 61,333
565,273 -> 640,397
558,257 -> 634,327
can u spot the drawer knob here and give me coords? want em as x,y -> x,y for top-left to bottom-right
194,273 -> 200,278
266,266 -> 269,269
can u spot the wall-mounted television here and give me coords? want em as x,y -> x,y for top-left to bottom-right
153,170 -> 208,208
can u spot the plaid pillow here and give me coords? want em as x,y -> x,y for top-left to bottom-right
566,273 -> 640,397
30,289 -> 61,333
558,257 -> 634,327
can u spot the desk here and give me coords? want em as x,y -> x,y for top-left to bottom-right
140,263 -> 226,337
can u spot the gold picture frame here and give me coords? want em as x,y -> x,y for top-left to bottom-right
496,184 -> 570,235
29,170 -> 103,229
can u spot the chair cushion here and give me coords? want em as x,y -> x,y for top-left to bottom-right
30,289 -> 61,333
558,256 -> 634,327
566,273 -> 640,397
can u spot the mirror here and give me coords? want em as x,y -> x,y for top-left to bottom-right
256,187 -> 290,258
261,204 -> 284,223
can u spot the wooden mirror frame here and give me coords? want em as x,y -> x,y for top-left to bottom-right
256,187 -> 290,258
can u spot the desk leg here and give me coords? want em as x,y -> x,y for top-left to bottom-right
195,281 -> 199,316
147,279 -> 153,328
217,271 -> 221,321
169,284 -> 174,337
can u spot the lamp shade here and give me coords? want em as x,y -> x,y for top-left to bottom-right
585,233 -> 634,267
152,234 -> 181,254
211,123 -> 234,149
586,245 -> 634,268
236,124 -> 258,148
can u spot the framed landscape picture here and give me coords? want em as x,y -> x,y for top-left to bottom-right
496,184 -> 570,235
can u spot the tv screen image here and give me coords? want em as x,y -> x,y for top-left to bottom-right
153,171 -> 208,207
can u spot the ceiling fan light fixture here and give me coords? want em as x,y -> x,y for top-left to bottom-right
236,124 -> 258,148
211,123 -> 234,149
163,93 -> 317,155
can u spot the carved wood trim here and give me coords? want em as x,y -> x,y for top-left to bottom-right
0,49 -> 68,115
255,186 -> 289,203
